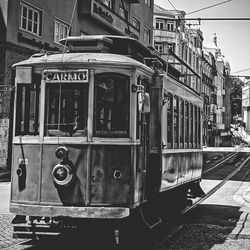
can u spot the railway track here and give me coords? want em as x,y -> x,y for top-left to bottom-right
203,152 -> 237,174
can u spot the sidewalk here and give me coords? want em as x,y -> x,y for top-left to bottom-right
0,182 -> 25,249
231,182 -> 250,238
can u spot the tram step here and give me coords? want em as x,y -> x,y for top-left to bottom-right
13,224 -> 77,239
13,231 -> 60,239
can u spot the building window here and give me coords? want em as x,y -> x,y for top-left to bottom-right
167,20 -> 174,31
156,19 -> 164,30
145,0 -> 151,7
189,50 -> 192,65
155,42 -> 163,53
119,6 -> 128,19
101,0 -> 113,9
20,1 -> 42,36
132,17 -> 140,30
54,19 -> 69,44
144,27 -> 150,43
167,43 -> 175,52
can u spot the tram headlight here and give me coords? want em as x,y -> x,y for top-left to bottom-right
52,163 -> 74,186
55,146 -> 69,160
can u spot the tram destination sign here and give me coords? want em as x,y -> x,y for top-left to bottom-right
43,69 -> 88,83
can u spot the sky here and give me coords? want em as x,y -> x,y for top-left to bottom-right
154,0 -> 250,77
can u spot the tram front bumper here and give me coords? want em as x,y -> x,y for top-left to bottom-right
9,203 -> 130,219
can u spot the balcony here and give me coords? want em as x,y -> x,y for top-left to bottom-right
154,29 -> 177,40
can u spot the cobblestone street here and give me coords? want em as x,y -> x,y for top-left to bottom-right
0,214 -> 25,249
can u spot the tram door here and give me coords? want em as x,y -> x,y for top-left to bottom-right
136,75 -> 162,201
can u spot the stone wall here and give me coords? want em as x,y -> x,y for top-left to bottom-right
0,47 -> 31,170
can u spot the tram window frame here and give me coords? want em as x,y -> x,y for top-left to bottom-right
136,77 -> 150,140
194,105 -> 197,148
173,96 -> 179,149
184,101 -> 189,148
44,82 -> 88,137
15,73 -> 41,136
94,73 -> 130,138
189,104 -> 193,148
179,98 -> 184,149
166,93 -> 173,148
198,108 -> 201,148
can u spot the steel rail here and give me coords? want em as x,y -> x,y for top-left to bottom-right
202,152 -> 238,174
181,154 -> 250,215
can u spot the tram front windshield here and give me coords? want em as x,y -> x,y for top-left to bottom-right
15,72 -> 130,138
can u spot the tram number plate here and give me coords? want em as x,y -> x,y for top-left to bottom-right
18,158 -> 29,165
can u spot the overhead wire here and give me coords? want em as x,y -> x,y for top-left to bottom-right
231,68 -> 250,74
186,0 -> 232,15
167,0 -> 178,12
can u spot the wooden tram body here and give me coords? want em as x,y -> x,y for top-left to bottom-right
9,35 -> 203,237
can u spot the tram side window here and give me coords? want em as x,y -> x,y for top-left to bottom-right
94,74 -> 129,137
194,105 -> 197,148
189,104 -> 193,148
45,83 -> 88,137
15,74 -> 40,136
179,99 -> 184,148
173,96 -> 178,148
198,108 -> 201,148
167,93 -> 173,148
184,101 -> 189,148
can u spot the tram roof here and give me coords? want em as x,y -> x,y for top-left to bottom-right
12,52 -> 153,72
59,35 -> 156,55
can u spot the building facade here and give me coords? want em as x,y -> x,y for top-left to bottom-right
153,4 -> 203,94
203,34 -> 227,146
153,5 -> 235,147
200,50 -> 216,146
242,81 -> 250,133
0,0 -> 155,170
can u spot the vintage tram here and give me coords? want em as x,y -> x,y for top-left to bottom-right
10,35 -> 203,242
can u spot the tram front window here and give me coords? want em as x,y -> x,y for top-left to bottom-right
94,74 -> 129,137
15,74 -> 40,136
45,83 -> 88,137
